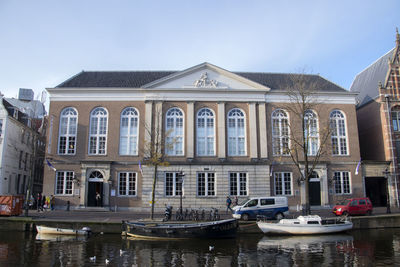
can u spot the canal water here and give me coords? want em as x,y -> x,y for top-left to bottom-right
1,229 -> 400,266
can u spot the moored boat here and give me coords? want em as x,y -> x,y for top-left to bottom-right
36,225 -> 91,235
257,215 -> 353,235
123,218 -> 238,240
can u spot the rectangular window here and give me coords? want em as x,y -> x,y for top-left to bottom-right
55,171 -> 74,195
118,172 -> 137,196
197,172 -> 215,196
274,172 -> 292,196
165,172 -> 183,196
334,171 -> 351,194
229,172 -> 247,196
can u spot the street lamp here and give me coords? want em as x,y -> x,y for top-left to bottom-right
383,168 -> 392,214
178,171 -> 185,217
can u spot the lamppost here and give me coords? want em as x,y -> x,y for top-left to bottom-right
108,179 -> 114,212
383,168 -> 392,214
177,171 -> 185,217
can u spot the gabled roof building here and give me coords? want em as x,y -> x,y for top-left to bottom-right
350,29 -> 400,208
44,63 -> 362,212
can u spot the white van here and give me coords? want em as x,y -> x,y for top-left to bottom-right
232,196 -> 289,221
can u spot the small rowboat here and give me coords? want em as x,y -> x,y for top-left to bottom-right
257,215 -> 353,235
36,225 -> 91,235
123,219 -> 238,240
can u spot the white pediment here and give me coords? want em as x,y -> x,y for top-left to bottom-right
142,62 -> 270,91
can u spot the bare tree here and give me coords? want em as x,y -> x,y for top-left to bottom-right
141,104 -> 172,220
280,72 -> 332,215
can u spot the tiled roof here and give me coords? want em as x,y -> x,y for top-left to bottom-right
350,48 -> 394,107
56,70 -> 347,93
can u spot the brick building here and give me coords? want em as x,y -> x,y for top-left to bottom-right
350,29 -> 400,208
43,63 -> 362,211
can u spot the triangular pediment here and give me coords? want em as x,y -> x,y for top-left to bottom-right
142,62 -> 270,91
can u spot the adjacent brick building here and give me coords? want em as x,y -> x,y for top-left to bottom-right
350,29 -> 400,207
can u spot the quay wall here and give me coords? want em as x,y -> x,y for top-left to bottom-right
1,214 -> 400,234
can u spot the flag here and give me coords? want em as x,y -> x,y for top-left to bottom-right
46,159 -> 57,172
139,160 -> 143,176
269,164 -> 273,177
355,158 -> 361,175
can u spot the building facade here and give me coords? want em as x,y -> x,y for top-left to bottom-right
0,89 -> 46,199
44,63 -> 362,211
350,29 -> 400,207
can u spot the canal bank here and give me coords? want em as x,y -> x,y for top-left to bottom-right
0,208 -> 399,234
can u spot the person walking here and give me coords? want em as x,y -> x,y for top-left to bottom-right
95,192 -> 101,207
226,196 -> 233,214
37,193 -> 42,212
50,195 -> 55,211
42,195 -> 46,211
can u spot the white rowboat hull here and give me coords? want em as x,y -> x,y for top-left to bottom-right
36,225 -> 88,235
257,221 -> 353,235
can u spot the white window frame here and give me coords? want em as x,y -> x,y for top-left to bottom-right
272,109 -> 290,155
58,107 -> 78,155
274,172 -> 293,196
334,171 -> 351,194
55,171 -> 74,195
330,110 -> 348,156
165,172 -> 183,197
229,172 -> 248,196
197,172 -> 216,196
119,107 -> 139,155
118,172 -> 137,196
196,108 -> 215,156
165,108 -> 184,156
304,110 -> 319,156
88,107 -> 108,155
392,110 -> 400,132
227,108 -> 247,156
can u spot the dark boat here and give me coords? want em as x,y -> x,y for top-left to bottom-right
123,219 -> 238,240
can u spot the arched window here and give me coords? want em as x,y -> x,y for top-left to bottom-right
58,107 -> 78,155
304,110 -> 319,156
227,108 -> 246,156
119,107 -> 139,155
272,109 -> 289,155
165,107 -> 184,156
89,107 -> 108,155
196,108 -> 215,156
330,110 -> 348,155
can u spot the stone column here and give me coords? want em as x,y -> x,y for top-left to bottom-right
155,101 -> 163,154
249,102 -> 258,159
144,101 -> 153,157
258,103 -> 268,159
187,102 -> 195,159
217,102 -> 226,159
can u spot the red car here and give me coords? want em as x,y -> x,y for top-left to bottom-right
333,197 -> 373,216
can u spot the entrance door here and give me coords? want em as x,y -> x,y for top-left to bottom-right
365,177 -> 386,206
309,181 -> 321,206
88,182 -> 103,207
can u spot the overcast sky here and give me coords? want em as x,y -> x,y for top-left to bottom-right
0,0 -> 399,107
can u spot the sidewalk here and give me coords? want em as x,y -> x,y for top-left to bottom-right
19,206 -> 400,223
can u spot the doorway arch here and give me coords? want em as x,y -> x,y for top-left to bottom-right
309,171 -> 321,206
87,170 -> 104,207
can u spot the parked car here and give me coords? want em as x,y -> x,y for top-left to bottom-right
332,197 -> 373,216
232,196 -> 289,221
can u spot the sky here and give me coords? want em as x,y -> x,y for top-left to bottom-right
0,0 -> 399,108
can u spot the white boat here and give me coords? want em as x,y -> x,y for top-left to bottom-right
36,233 -> 88,241
257,215 -> 353,235
36,225 -> 91,235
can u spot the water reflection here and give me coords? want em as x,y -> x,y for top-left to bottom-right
1,229 -> 400,266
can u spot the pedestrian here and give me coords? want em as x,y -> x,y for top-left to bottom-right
50,195 -> 55,211
226,196 -> 233,213
42,195 -> 46,211
233,196 -> 238,207
96,192 -> 101,207
37,193 -> 42,212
